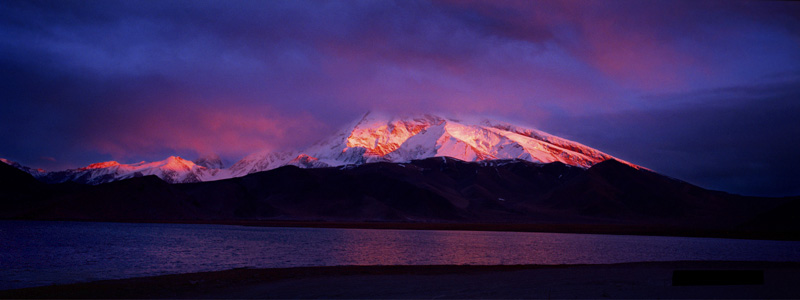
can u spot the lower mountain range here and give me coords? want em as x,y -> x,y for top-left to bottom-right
2,157 -> 797,240
1,113 -> 797,239
2,113 -> 638,185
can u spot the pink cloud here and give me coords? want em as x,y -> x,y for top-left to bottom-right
87,103 -> 324,161
432,0 -> 726,92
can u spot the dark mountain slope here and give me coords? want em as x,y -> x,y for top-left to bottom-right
740,196 -> 800,233
0,160 -> 42,190
0,161 -> 46,216
180,164 -> 466,221
541,160 -> 774,227
2,158 -> 796,238
21,176 -> 205,221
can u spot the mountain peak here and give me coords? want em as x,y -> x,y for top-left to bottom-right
300,112 -> 638,169
193,154 -> 226,169
346,113 -> 446,157
165,156 -> 186,163
83,161 -> 120,169
161,156 -> 197,171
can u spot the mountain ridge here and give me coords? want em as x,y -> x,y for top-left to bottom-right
2,157 -> 796,240
5,113 -> 638,185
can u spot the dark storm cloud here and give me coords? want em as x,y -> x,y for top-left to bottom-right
1,0 -> 799,196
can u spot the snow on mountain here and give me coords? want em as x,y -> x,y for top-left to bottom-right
193,154 -> 227,169
226,150 -> 297,178
38,156 -> 213,185
7,112 -> 638,185
303,112 -> 635,168
227,112 -> 638,177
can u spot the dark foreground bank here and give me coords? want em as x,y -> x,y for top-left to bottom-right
2,261 -> 798,299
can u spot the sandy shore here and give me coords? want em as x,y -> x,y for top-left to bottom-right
1,261 -> 798,299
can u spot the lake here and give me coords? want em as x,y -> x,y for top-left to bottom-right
1,220 -> 799,290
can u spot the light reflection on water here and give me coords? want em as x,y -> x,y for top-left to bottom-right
1,220 -> 799,290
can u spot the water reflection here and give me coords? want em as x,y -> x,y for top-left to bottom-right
1,221 -> 799,290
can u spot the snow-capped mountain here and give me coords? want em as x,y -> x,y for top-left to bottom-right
216,112 -> 638,177
301,112 -> 632,168
193,154 -> 228,169
4,112 -> 637,185
226,150 -> 299,178
37,156 -> 211,185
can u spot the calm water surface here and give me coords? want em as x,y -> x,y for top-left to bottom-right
1,220 -> 799,290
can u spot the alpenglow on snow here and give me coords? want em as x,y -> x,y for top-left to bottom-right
5,113 -> 638,185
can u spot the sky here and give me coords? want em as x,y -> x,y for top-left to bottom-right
1,0 -> 799,197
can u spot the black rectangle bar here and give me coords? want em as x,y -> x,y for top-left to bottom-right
672,270 -> 764,286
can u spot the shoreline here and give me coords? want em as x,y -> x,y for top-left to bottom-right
2,261 -> 798,299
10,218 -> 799,241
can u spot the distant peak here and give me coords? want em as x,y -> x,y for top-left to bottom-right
163,156 -> 196,168
193,154 -> 226,169
84,161 -> 120,169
